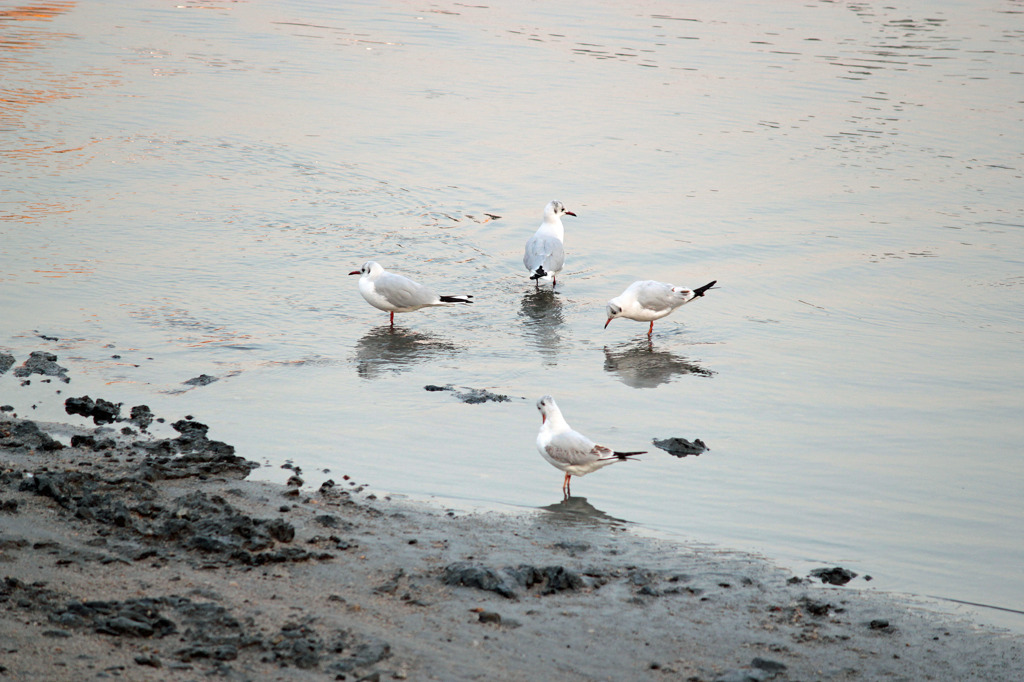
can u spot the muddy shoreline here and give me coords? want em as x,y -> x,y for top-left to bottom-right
2,354 -> 1023,680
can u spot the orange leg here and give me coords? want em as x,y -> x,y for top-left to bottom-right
562,472 -> 572,497
647,320 -> 654,336
389,311 -> 395,326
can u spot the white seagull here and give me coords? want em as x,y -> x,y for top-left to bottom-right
535,395 -> 644,497
523,200 -> 576,285
605,279 -> 717,336
349,261 -> 473,325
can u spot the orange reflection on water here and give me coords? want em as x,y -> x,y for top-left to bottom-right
0,2 -> 75,23
1,200 -> 75,222
0,2 -> 76,52
32,263 -> 94,278
1,1 -> 120,225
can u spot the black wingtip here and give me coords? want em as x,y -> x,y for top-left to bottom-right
530,266 -> 547,280
614,450 -> 646,460
693,280 -> 717,297
439,295 -> 473,304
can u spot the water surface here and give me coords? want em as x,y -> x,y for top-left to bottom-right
2,0 -> 1023,630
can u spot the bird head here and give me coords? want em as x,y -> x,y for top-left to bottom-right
349,261 -> 381,277
545,200 -> 576,219
604,302 -> 622,328
537,395 -> 557,424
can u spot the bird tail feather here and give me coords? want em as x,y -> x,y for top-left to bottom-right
606,451 -> 645,461
692,280 -> 717,297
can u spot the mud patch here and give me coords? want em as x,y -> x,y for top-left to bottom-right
652,436 -> 708,457
424,384 -> 513,404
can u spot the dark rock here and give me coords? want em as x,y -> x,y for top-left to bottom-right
374,569 -> 405,596
629,569 -> 659,588
65,396 -> 95,418
266,518 -> 295,543
97,616 -> 158,637
869,619 -> 892,631
423,384 -> 512,404
129,405 -> 154,430
810,566 -> 858,586
1,419 -> 64,451
453,387 -> 511,404
133,421 -> 255,480
444,562 -> 587,599
800,597 -> 832,617
64,396 -> 122,425
478,611 -> 502,624
652,437 -> 708,457
537,565 -> 584,594
51,598 -> 178,639
134,655 -> 162,668
0,352 -> 14,374
0,405 -> 13,412
18,470 -> 313,567
269,622 -> 323,669
751,657 -> 787,673
443,562 -> 519,599
70,434 -> 116,451
92,399 -> 122,425
171,419 -> 210,445
42,629 -> 72,638
552,541 -> 590,556
328,636 -> 391,673
13,351 -> 69,383
315,514 -> 340,528
183,374 -> 218,387
505,565 -> 542,589
71,434 -> 97,448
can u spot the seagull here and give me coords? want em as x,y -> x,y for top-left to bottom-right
523,200 -> 576,285
349,261 -> 473,325
535,395 -> 644,496
605,279 -> 717,336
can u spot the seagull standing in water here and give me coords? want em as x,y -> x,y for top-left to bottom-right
535,395 -> 644,497
349,261 -> 473,325
605,279 -> 717,336
523,200 -> 576,286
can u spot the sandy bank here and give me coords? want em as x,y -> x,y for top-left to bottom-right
1,403 -> 1022,681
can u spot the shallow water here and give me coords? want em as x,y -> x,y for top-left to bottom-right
2,0 -> 1023,630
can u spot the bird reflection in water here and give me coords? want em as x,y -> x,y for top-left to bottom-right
603,338 -> 714,389
539,496 -> 628,528
352,325 -> 460,379
518,288 -> 565,364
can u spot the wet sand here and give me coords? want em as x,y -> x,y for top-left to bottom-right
2,387 -> 1023,680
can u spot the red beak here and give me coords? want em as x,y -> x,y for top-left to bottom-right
604,318 -> 612,329
348,270 -> 361,275
565,210 -> 577,217
542,414 -> 546,424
